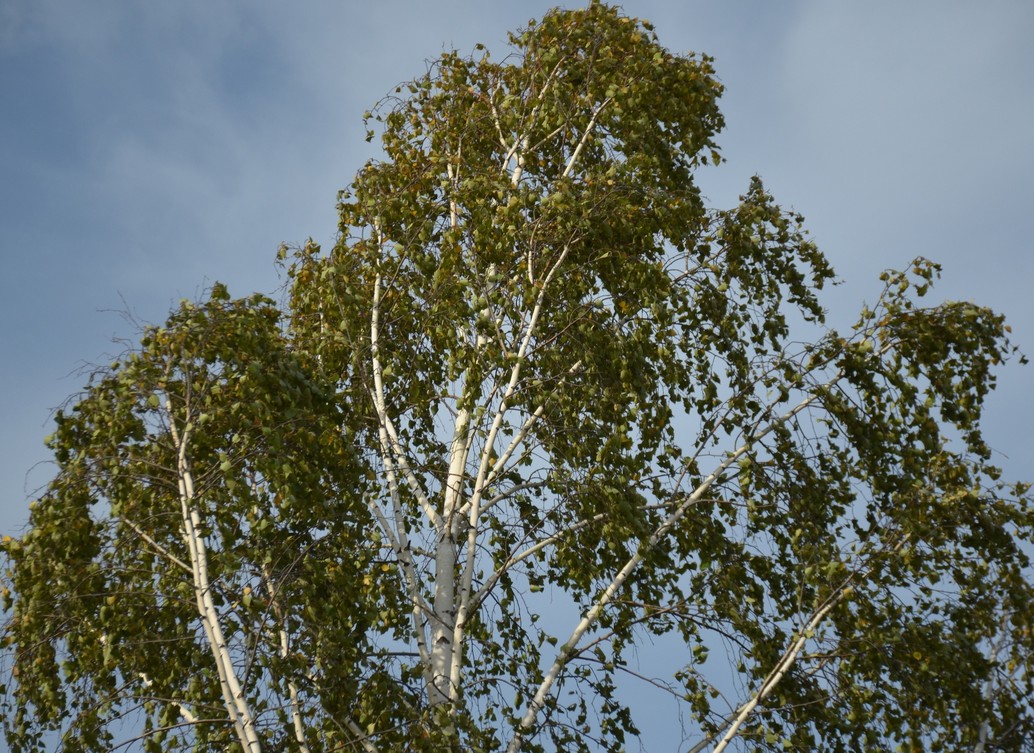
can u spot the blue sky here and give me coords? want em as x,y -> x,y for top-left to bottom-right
1,0 -> 1032,746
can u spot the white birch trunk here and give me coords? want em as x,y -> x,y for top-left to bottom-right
167,397 -> 263,753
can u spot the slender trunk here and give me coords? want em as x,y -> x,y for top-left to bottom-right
431,406 -> 468,706
167,398 -> 263,753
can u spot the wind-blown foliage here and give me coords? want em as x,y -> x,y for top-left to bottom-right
3,4 -> 1032,752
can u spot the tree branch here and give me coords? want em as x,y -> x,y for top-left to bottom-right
166,394 -> 263,753
504,382 -> 832,753
449,244 -> 574,698
368,270 -> 435,686
120,517 -> 192,574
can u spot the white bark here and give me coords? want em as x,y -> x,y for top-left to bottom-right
685,534 -> 911,753
496,58 -> 564,187
262,563 -> 310,753
121,517 -> 191,573
431,401 -> 467,704
708,597 -> 841,753
560,98 -> 612,181
447,244 -> 573,699
973,615 -> 1009,753
504,387 -> 829,753
368,270 -> 436,692
166,397 -> 263,753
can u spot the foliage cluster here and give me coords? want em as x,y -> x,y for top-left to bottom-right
3,4 -> 1032,752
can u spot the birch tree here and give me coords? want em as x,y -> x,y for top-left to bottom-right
4,4 -> 1033,752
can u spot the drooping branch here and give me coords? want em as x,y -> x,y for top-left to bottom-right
695,534 -> 911,753
504,382 -> 832,753
706,588 -> 849,753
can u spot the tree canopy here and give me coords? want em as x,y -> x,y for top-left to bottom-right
3,4 -> 1032,752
